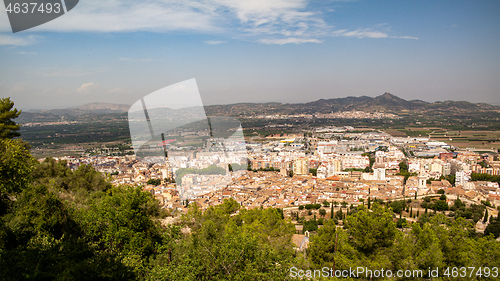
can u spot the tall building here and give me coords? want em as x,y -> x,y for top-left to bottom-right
456,170 -> 471,186
373,163 -> 386,181
442,163 -> 451,176
293,158 -> 309,175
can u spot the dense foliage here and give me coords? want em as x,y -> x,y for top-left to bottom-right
0,98 -> 21,139
175,165 -> 226,184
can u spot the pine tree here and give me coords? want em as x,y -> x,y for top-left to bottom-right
0,97 -> 21,139
330,203 -> 333,219
410,206 -> 413,218
483,209 -> 489,223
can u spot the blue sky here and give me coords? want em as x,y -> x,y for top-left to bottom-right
0,0 -> 499,109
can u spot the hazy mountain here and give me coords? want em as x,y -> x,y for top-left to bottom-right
72,102 -> 130,112
18,93 -> 500,123
205,92 -> 500,116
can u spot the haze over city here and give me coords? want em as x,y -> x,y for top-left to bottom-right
0,0 -> 499,110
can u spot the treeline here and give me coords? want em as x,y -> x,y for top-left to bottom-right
307,204 -> 500,280
471,173 -> 500,185
174,165 -> 226,184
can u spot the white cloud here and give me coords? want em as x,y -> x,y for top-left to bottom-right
258,37 -> 322,45
393,35 -> 418,40
333,28 -> 388,39
332,27 -> 418,40
12,0 -> 220,33
217,0 -> 328,41
0,0 -> 417,44
0,34 -> 37,46
204,40 -> 226,45
77,82 -> 98,92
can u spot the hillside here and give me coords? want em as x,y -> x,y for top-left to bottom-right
205,92 -> 500,117
18,93 -> 500,123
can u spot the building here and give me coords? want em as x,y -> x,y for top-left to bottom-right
293,158 -> 309,175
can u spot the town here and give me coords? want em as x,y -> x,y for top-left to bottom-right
49,126 -> 500,225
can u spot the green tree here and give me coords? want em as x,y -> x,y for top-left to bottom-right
330,203 -> 334,219
309,219 -> 337,267
319,208 -> 326,218
0,139 -> 35,196
147,178 -> 161,186
75,186 -> 162,274
345,204 -> 398,253
0,97 -> 21,139
390,200 -> 405,214
335,208 -> 343,220
433,200 -> 449,211
484,220 -> 500,238
399,161 -> 408,172
483,209 -> 489,223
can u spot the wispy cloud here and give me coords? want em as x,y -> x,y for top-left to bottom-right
259,37 -> 322,45
4,0 -> 220,33
332,27 -> 418,40
219,0 -> 329,43
77,82 -> 98,93
0,34 -> 37,46
393,35 -> 418,40
0,0 -> 417,44
204,40 -> 226,45
333,28 -> 389,39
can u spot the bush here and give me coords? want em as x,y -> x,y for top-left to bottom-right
433,200 -> 449,211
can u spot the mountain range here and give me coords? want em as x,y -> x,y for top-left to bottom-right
27,102 -> 131,115
19,93 -> 500,122
204,92 -> 500,116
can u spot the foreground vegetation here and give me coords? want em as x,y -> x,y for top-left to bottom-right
1,138 -> 500,280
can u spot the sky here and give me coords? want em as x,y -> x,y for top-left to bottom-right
0,0 -> 499,110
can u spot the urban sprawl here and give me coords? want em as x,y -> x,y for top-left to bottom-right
49,126 -> 500,222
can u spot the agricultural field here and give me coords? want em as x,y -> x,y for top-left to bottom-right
389,127 -> 500,152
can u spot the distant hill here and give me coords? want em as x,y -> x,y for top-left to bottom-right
19,102 -> 130,123
27,102 -> 130,115
205,92 -> 500,116
72,102 -> 130,112
18,93 -> 500,123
